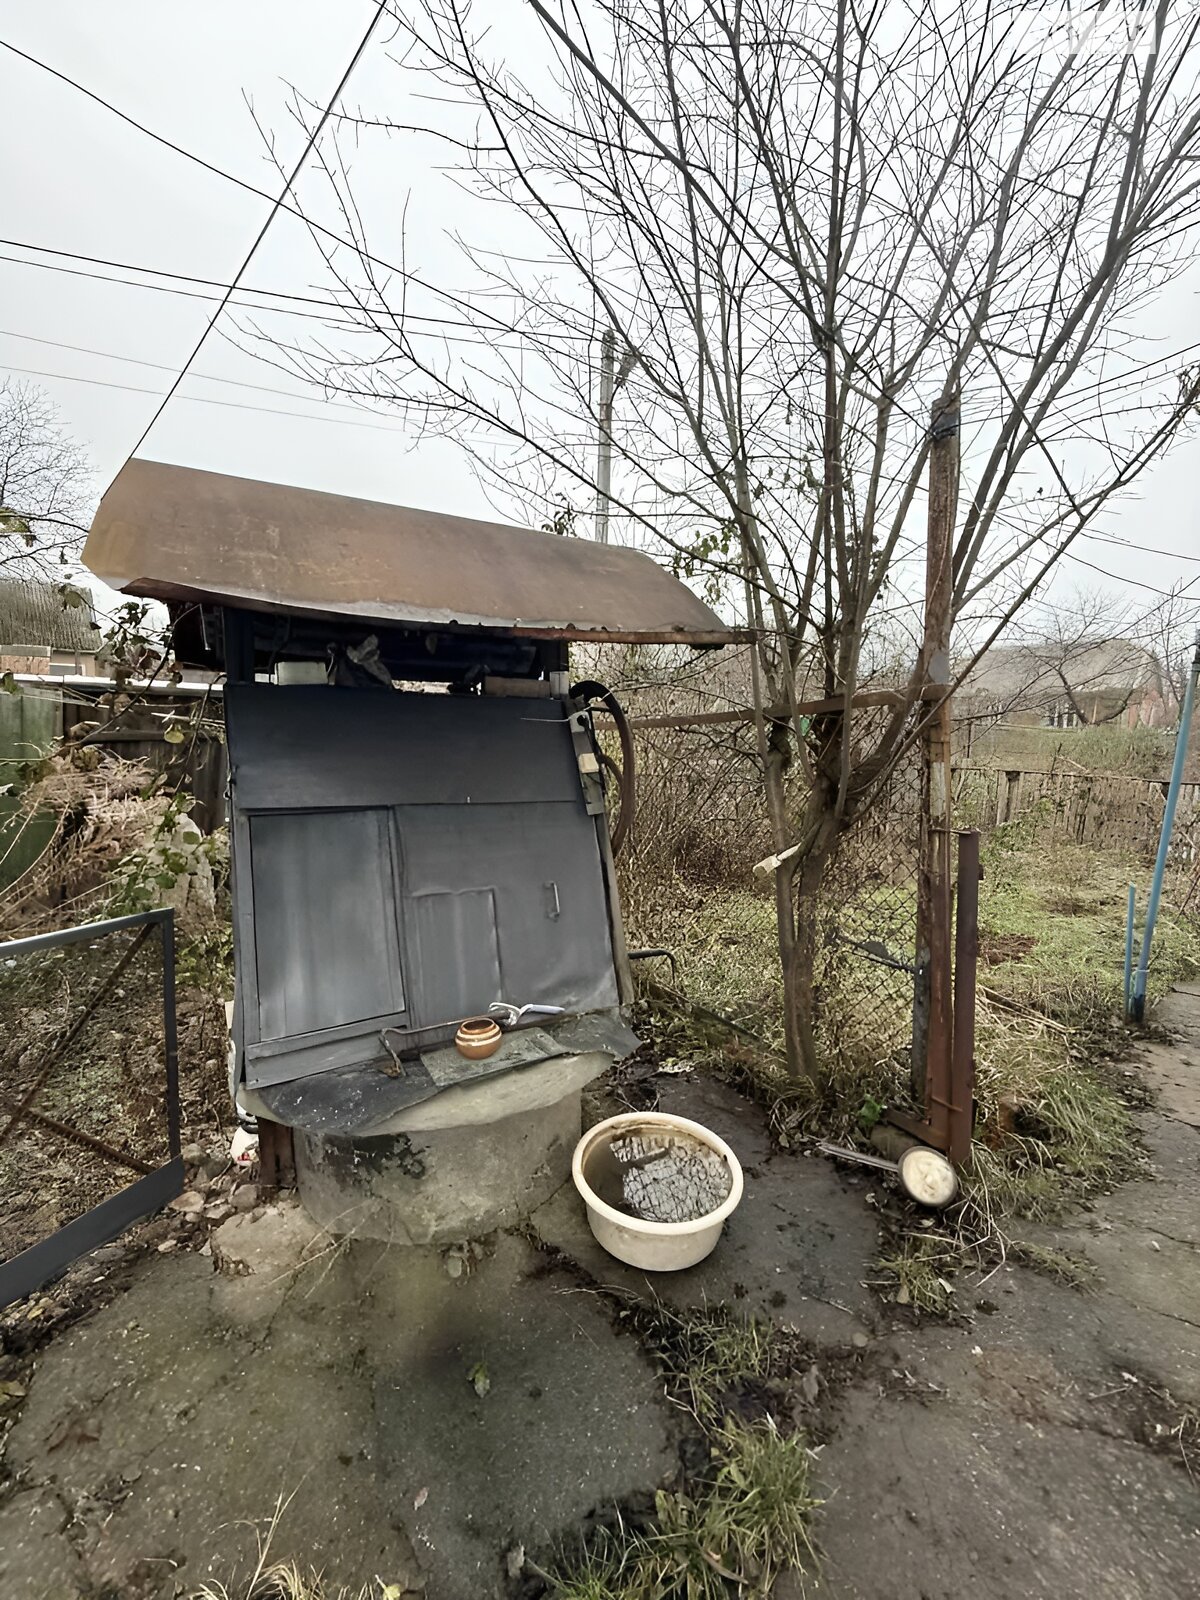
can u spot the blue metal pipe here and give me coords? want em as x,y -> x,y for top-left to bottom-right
1131,634 -> 1200,1022
1123,882 -> 1136,1020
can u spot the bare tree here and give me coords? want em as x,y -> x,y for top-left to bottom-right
0,380 -> 94,578
252,0 -> 1200,1077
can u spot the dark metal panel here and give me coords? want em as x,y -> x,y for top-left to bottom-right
244,1016 -> 404,1088
0,1159 -> 184,1309
225,686 -> 580,811
254,1008 -> 637,1135
409,889 -> 503,1023
84,459 -> 739,645
250,808 -> 405,1040
399,802 -> 619,1019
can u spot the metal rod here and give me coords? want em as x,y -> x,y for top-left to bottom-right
1123,882 -> 1136,1020
1,1100 -> 154,1175
950,830 -> 981,1169
1131,633 -> 1200,1022
0,922 -> 154,1146
612,684 -> 945,733
160,910 -> 181,1159
0,906 -> 171,958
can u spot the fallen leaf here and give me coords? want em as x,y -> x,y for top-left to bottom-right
505,1545 -> 526,1579
47,1415 -> 100,1451
0,1381 -> 26,1400
467,1361 -> 491,1398
413,1486 -> 428,1510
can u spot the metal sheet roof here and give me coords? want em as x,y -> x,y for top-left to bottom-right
83,459 -> 737,645
0,579 -> 101,653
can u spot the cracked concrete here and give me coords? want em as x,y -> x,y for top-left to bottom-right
2,993 -> 1200,1599
800,985 -> 1200,1599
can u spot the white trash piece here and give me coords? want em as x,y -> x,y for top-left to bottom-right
571,1111 -> 744,1271
230,1125 -> 259,1167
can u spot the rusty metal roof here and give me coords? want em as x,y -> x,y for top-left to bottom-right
83,459 -> 737,645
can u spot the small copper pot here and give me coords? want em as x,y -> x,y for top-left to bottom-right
455,1016 -> 503,1060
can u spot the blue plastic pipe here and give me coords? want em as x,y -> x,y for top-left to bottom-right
1130,634 -> 1200,1022
1123,883 -> 1136,1019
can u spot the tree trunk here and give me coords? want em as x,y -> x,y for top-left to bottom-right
762,735 -> 840,1085
787,809 -> 839,1085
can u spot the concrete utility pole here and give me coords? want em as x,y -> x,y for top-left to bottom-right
912,383 -> 960,1103
594,329 -> 637,543
594,328 -> 617,544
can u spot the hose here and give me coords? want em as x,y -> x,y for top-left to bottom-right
570,679 -> 636,857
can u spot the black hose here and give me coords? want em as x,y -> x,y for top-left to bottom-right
570,679 -> 636,856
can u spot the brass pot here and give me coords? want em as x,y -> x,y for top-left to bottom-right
455,1016 -> 503,1060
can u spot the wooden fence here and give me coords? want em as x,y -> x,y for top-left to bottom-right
954,765 -> 1199,861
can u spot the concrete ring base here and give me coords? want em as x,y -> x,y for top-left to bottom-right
295,1088 -> 582,1245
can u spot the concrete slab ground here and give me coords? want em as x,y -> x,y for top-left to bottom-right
2,994 -> 1200,1599
803,986 -> 1200,1600
531,1077 -> 880,1345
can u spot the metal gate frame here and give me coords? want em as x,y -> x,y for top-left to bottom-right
0,908 -> 183,1309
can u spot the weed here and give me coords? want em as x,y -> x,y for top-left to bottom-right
873,1235 -> 959,1316
548,1419 -> 819,1600
1007,1241 -> 1098,1288
623,1300 -> 779,1422
537,1300 -> 822,1598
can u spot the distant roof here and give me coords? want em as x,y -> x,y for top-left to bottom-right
0,577 -> 101,653
83,459 -> 739,646
961,637 -> 1164,704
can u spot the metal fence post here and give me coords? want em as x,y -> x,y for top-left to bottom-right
950,831 -> 981,1168
1130,632 -> 1200,1022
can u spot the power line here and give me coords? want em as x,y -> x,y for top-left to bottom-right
0,39 -> 581,348
124,1 -> 390,461
0,361 -> 431,433
0,327 -> 408,411
1062,548 -> 1200,599
0,236 -> 590,342
1075,528 -> 1200,564
0,248 -> 362,326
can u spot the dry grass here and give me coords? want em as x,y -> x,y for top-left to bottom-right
635,817 -> 1198,1315
188,1498 -> 405,1600
548,1418 -> 819,1600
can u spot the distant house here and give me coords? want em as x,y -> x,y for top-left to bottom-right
960,636 -> 1171,730
0,577 -> 102,677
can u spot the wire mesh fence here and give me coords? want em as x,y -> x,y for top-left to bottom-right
0,911 -> 181,1300
811,737 -> 924,1072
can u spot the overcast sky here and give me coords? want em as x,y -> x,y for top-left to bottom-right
1,1 -> 1198,623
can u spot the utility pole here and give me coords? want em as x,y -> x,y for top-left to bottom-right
594,329 -> 637,543
912,383 -> 960,1108
594,328 -> 616,544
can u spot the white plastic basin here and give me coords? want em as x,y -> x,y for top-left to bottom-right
571,1111 -> 744,1271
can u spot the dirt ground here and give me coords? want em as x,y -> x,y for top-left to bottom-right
0,930 -> 228,1263
1,990 -> 1198,1600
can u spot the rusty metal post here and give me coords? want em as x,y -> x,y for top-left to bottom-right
912,385 -> 960,1109
950,830 -> 981,1168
